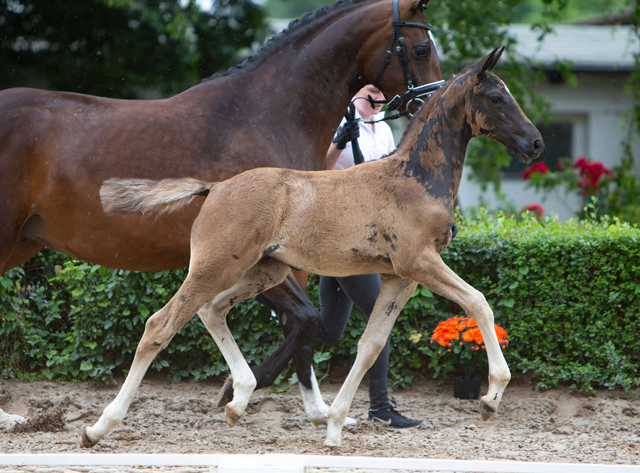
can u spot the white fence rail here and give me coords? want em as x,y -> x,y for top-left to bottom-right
1,454 -> 639,472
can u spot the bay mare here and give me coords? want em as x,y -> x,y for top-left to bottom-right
90,48 -> 544,448
0,0 -> 442,429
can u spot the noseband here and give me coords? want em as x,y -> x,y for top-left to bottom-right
373,0 -> 444,112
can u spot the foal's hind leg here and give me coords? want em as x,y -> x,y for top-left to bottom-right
217,273 -> 319,404
196,258 -> 291,426
81,264 -> 248,447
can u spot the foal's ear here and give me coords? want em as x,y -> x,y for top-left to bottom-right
411,0 -> 431,11
475,46 -> 506,77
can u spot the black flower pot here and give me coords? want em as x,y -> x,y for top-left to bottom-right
453,374 -> 481,399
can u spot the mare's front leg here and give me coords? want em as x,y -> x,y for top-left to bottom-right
216,274 -> 355,426
216,273 -> 318,403
410,250 -> 511,421
197,258 -> 291,426
325,275 -> 417,447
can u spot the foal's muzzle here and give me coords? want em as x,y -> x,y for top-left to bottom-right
516,136 -> 545,163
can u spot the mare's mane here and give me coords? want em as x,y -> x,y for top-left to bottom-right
203,0 -> 378,82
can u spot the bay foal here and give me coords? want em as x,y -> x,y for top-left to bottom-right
89,47 -> 543,448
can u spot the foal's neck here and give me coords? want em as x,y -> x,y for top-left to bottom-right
399,81 -> 473,210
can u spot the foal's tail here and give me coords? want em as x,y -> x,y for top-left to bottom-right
100,178 -> 214,216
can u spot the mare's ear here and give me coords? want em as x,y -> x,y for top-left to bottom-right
474,46 -> 506,77
411,0 -> 431,11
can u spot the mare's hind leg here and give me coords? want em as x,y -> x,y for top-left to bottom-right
0,411 -> 27,430
326,275 -> 417,447
196,258 -> 291,426
1,239 -> 44,274
0,221 -> 43,429
81,259 -> 253,448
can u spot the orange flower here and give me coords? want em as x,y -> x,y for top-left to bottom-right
431,317 -> 509,351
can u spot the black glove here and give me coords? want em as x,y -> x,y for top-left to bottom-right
332,120 -> 360,150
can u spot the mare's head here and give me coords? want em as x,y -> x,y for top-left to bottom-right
358,0 -> 442,101
463,47 -> 544,162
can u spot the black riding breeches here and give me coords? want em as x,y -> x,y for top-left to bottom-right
316,274 -> 390,411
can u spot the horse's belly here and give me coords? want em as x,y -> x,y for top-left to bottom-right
25,204 -> 200,271
270,246 -> 393,278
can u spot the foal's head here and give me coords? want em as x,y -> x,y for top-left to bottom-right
465,47 -> 544,162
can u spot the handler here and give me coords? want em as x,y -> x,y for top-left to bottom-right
318,84 -> 421,428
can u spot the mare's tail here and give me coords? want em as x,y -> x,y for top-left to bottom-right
100,178 -> 214,216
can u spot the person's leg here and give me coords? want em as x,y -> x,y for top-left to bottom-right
334,274 -> 389,410
316,276 -> 354,344
337,274 -> 421,428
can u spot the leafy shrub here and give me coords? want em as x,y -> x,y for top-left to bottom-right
2,211 -> 640,393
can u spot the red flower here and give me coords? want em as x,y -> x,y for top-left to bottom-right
572,157 -> 613,194
523,203 -> 545,218
522,162 -> 550,179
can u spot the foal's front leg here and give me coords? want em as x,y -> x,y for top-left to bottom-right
412,250 -> 511,421
325,275 -> 418,447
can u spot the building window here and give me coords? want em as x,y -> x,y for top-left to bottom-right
504,122 -> 573,178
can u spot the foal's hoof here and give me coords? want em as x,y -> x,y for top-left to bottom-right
309,416 -> 357,427
479,399 -> 496,421
80,427 -> 98,448
225,405 -> 241,428
216,375 -> 234,408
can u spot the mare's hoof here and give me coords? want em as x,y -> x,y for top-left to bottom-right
216,375 -> 234,408
225,405 -> 241,428
0,414 -> 26,431
479,400 -> 496,421
80,427 -> 98,448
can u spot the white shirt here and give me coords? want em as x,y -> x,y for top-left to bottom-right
332,111 -> 396,170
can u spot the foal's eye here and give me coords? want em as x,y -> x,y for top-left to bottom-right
490,96 -> 503,104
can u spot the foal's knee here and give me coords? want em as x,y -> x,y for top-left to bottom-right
357,337 -> 386,363
467,290 -> 493,322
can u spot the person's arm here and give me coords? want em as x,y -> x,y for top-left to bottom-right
326,143 -> 343,170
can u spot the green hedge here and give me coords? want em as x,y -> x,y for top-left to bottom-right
1,211 -> 639,393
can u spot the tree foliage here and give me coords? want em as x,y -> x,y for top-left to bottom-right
0,0 -> 267,98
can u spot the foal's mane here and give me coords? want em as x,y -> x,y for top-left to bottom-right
395,63 -> 475,154
203,0 -> 380,82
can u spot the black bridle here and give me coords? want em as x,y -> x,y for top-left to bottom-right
372,0 -> 444,112
345,0 -> 444,165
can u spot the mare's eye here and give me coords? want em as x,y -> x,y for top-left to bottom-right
491,96 -> 503,104
413,45 -> 428,57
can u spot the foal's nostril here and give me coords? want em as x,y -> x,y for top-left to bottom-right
533,138 -> 544,151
